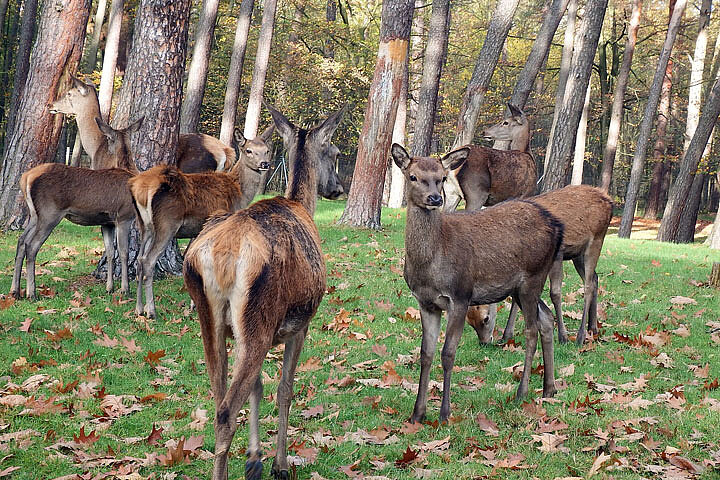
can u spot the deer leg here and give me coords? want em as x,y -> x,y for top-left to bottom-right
411,305 -> 442,424
548,259 -> 568,344
116,221 -> 130,295
271,326 -> 309,480
138,224 -> 177,318
537,300 -> 557,397
101,225 -> 116,293
514,291 -> 540,400
463,189 -> 490,213
582,242 -> 602,336
24,215 -> 61,300
439,302 -> 469,423
11,216 -> 37,298
245,375 -> 264,480
135,225 -> 153,315
573,256 -> 590,345
500,299 -> 519,343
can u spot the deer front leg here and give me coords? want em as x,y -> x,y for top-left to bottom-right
411,305 -> 442,424
272,327 -> 308,480
116,221 -> 131,295
11,220 -> 35,298
500,299 -> 520,343
538,300 -> 557,398
548,259 -> 568,344
101,225 -> 116,293
439,302 -> 469,423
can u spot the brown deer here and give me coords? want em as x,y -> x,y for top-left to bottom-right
51,76 -> 237,172
392,143 -> 563,423
467,185 -> 613,346
183,103 -> 345,480
444,103 -> 536,212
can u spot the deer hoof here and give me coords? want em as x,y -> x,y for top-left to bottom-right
245,459 -> 263,480
543,386 -> 557,398
270,466 -> 289,480
409,413 -> 425,424
575,331 -> 586,346
558,333 -> 569,344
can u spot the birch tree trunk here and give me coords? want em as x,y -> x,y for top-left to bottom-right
617,0 -> 686,238
338,0 -> 414,229
0,0 -> 91,230
571,85 -> 590,185
98,0 -> 125,120
385,56 -> 408,207
599,0 -> 642,192
541,0 -> 608,192
243,0 -> 277,139
179,0 -> 221,134
219,0 -> 254,145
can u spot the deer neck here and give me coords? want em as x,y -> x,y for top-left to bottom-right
405,203 -> 442,266
510,127 -> 530,153
75,102 -> 105,162
239,165 -> 263,208
285,130 -> 317,215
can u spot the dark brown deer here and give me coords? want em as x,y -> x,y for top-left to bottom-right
183,103 -> 345,480
392,143 -> 563,423
10,163 -> 139,300
467,185 -> 613,346
444,104 -> 536,212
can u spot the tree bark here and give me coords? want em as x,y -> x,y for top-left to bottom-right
451,0 -> 520,149
219,0 -> 254,145
710,262 -> 720,287
541,0 -> 608,192
571,85 -> 590,185
675,173 -> 705,242
98,0 -> 124,120
384,54 -> 408,207
0,0 -> 20,146
543,0 -> 576,173
657,66 -> 720,242
243,0 -> 277,139
618,0 -> 686,237
709,173 -> 720,248
0,0 -> 91,230
338,0 -> 414,229
86,0 -> 108,71
179,0 -> 221,134
600,0 -> 642,192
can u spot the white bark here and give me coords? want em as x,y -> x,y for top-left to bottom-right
571,85 -> 590,185
244,0 -> 278,139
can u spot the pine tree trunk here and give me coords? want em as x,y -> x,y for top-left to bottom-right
338,0 -> 414,229
98,0 -> 125,120
0,0 -> 90,230
0,0 -> 20,144
710,262 -> 720,287
600,0 -> 642,192
179,0 -> 221,134
541,0 -> 608,192
675,173 -> 706,242
219,0 -> 254,145
0,1 -> 8,41
618,0 -> 686,237
243,0 -> 277,139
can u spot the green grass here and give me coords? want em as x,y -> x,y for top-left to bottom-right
0,198 -> 719,479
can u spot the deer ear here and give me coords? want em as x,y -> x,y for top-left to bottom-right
95,117 -> 116,139
259,124 -> 275,142
391,143 -> 411,170
72,76 -> 88,96
507,103 -> 523,118
314,104 -> 347,143
126,116 -> 144,133
264,101 -> 296,143
233,128 -> 247,148
441,147 -> 469,170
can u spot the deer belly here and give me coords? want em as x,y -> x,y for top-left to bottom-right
66,211 -> 113,226
177,218 -> 204,238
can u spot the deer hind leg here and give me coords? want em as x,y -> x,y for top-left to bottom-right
11,215 -> 38,298
514,288 -> 540,400
548,259 -> 568,343
500,300 -> 519,343
581,242 -> 601,336
439,301 -> 469,422
116,221 -> 131,295
411,305 -> 442,424
572,256 -> 591,345
138,222 -> 178,318
24,212 -> 63,300
272,325 -> 309,480
537,300 -> 557,397
101,225 -> 116,293
245,375 -> 264,480
135,223 -> 153,315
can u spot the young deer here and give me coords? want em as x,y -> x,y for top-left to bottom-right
467,185 -> 613,346
183,103 -> 345,480
392,143 -> 563,422
51,76 -> 236,172
444,104 -> 536,212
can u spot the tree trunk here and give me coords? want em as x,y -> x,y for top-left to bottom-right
541,0 -> 608,192
0,0 -> 90,230
451,0 -> 520,149
657,67 -> 720,242
219,0 -> 254,145
618,0 -> 686,237
98,0 -> 124,120
710,262 -> 720,287
243,0 -> 277,139
0,0 -> 8,40
684,0 -> 711,153
600,0 -> 642,192
384,56 -> 408,207
337,0 -> 414,229
543,0 -> 576,173
571,85 -> 590,185
708,173 -> 720,247
675,173 -> 705,242
0,0 -> 20,147
324,0 -> 336,59
179,0 -> 221,134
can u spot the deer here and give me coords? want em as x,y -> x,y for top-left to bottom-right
466,185 -> 613,346
50,76 -> 237,172
391,143 -> 563,423
10,118 -> 143,300
443,103 -> 537,212
183,103 -> 345,480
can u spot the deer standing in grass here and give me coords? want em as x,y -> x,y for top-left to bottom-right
444,103 -> 536,212
10,118 -> 143,300
392,143 -> 562,422
467,185 -> 613,346
183,103 -> 345,480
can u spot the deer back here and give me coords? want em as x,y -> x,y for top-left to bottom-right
177,133 -> 236,173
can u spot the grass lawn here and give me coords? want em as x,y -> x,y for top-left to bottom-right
0,197 -> 719,479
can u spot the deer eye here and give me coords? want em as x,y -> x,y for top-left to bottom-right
409,175 -> 417,182
503,121 -> 508,125
246,149 -> 252,154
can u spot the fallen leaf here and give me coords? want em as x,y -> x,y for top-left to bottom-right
670,296 -> 697,305
475,412 -> 499,437
144,349 -> 166,366
73,426 -> 99,446
19,318 -> 32,332
188,408 -> 209,430
301,405 -> 324,419
395,446 -> 419,468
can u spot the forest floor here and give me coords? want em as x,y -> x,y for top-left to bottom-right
0,198 -> 719,479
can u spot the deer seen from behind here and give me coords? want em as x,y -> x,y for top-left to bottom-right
444,103 -> 536,212
393,143 -> 562,422
183,103 -> 345,480
10,118 -> 144,300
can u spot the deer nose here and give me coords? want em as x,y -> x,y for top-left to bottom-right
427,193 -> 443,207
259,162 -> 270,170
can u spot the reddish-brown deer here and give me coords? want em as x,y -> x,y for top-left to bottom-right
392,143 -> 562,423
183,103 -> 345,480
467,185 -> 613,346
10,118 -> 143,299
444,103 -> 536,212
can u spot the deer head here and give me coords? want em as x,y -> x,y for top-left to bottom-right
50,76 -> 99,117
483,103 -> 530,151
233,124 -> 274,173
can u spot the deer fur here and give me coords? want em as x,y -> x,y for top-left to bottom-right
444,104 -> 536,212
392,143 -> 563,422
467,185 -> 613,346
183,103 -> 345,480
11,165 -> 136,300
